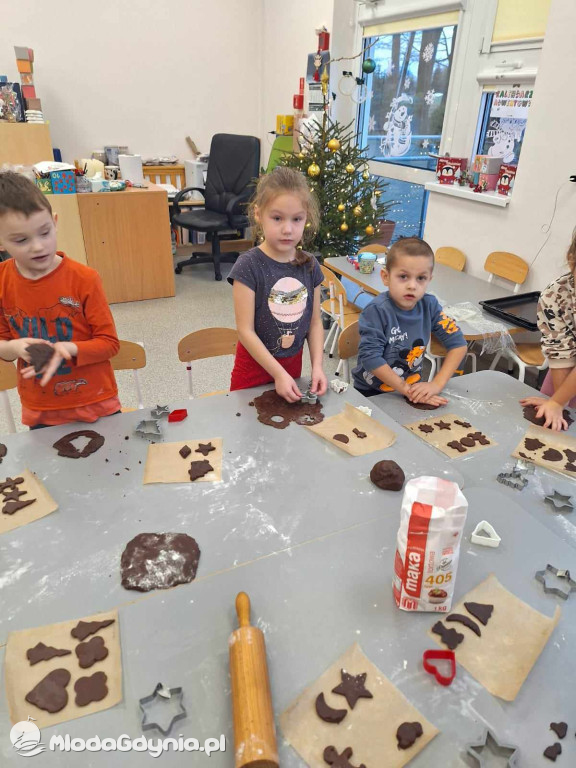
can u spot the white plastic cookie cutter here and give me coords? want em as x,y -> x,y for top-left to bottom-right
471,520 -> 501,548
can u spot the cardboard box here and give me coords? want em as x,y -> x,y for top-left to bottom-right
14,46 -> 30,60
25,97 -> 42,110
89,177 -> 110,193
50,170 -> 76,194
16,59 -> 32,74
35,177 -> 52,194
22,85 -> 36,99
478,172 -> 499,191
20,73 -> 34,86
497,164 -> 517,196
276,114 -> 294,135
436,157 -> 466,185
473,155 -> 502,174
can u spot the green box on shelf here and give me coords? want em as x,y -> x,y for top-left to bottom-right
35,177 -> 52,194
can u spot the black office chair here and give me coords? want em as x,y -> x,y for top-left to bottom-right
172,133 -> 261,281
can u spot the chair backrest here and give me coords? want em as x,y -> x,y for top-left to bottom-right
204,134 -> 261,218
178,328 -> 238,399
320,265 -> 347,302
484,251 -> 529,293
435,246 -> 466,272
142,164 -> 186,190
0,359 -> 17,433
358,244 -> 388,254
110,340 -> 146,409
338,320 -> 360,361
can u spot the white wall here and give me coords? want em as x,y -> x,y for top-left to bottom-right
261,0 -> 334,167
0,0 -> 263,163
423,0 -> 576,291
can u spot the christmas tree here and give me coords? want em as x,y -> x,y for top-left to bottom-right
279,113 -> 391,259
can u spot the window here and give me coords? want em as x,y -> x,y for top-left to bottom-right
358,24 -> 457,170
379,177 -> 428,240
475,87 -> 534,165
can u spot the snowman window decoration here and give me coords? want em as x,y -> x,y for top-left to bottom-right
487,126 -> 517,164
380,94 -> 413,157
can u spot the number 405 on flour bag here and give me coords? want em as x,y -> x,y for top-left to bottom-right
393,477 -> 468,612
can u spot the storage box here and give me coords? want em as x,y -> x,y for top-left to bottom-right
16,60 -> 32,74
473,155 -> 502,175
497,164 -> 517,196
25,97 -> 41,110
318,30 -> 330,50
88,177 -> 110,193
275,114 -> 294,135
14,46 -> 31,60
35,177 -> 52,194
478,172 -> 499,191
50,170 -> 75,194
436,157 -> 467,185
22,85 -> 36,99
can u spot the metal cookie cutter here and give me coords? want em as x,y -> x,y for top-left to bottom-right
544,490 -> 574,513
465,729 -> 519,766
139,683 -> 187,736
301,389 -> 318,405
134,419 -> 162,440
497,469 -> 528,491
535,564 -> 576,600
150,404 -> 170,419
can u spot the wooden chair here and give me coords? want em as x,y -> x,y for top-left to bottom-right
358,244 -> 388,254
0,359 -> 17,434
178,328 -> 238,398
142,164 -> 186,190
435,247 -> 466,271
319,266 -> 360,363
489,343 -> 548,383
337,320 -> 360,382
425,335 -> 477,380
110,340 -> 147,410
484,251 -> 529,293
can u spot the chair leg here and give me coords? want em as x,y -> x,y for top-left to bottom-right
517,360 -> 526,383
133,370 -> 144,410
329,325 -> 340,358
1,390 -> 16,434
212,233 -> 222,281
489,352 -> 502,371
186,364 -> 194,399
343,358 -> 350,382
323,318 -> 336,352
468,352 -> 477,373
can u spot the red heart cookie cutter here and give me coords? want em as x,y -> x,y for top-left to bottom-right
168,409 -> 188,423
423,649 -> 456,686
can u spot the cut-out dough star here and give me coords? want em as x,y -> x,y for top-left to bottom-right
544,490 -> 574,512
195,442 -> 216,457
466,729 -> 519,767
331,670 -> 373,709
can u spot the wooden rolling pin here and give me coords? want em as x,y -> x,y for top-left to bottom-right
229,592 -> 279,768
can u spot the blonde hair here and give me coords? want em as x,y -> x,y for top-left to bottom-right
568,227 -> 576,273
249,166 -> 320,266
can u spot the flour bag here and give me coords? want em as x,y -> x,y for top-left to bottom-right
393,476 -> 468,612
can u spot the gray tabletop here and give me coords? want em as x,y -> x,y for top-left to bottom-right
324,257 -> 526,338
1,381 -> 574,766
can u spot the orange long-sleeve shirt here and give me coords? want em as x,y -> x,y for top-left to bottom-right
0,253 -> 120,415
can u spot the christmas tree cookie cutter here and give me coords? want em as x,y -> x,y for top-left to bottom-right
465,729 -> 519,766
134,420 -> 162,440
139,683 -> 187,736
535,564 -> 576,600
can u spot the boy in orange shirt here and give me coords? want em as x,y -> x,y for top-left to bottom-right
0,172 -> 121,429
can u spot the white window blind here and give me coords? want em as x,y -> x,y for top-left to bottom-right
492,0 -> 551,43
363,10 -> 459,37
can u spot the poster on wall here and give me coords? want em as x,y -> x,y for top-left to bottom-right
479,88 -> 533,164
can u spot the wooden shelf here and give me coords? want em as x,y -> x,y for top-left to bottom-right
0,123 -> 53,165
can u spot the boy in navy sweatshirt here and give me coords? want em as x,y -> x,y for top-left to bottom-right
352,237 -> 467,407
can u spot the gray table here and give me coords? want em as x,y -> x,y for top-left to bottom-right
325,257 -> 526,339
1,383 -> 574,766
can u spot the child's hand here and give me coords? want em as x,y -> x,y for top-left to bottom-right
22,341 -> 77,387
407,381 -> 448,405
8,337 -> 40,364
310,367 -> 328,397
274,371 -> 303,403
519,396 -> 568,431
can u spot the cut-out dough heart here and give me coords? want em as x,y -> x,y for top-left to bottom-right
422,649 -> 456,686
471,520 -> 501,548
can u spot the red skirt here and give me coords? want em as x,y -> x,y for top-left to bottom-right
230,342 -> 303,391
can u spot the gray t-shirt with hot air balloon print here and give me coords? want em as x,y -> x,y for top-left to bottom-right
228,247 -> 323,358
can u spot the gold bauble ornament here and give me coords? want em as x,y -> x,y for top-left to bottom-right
307,163 -> 321,178
337,203 -> 345,212
345,163 -> 355,174
353,205 -> 363,217
375,190 -> 382,197
298,152 -> 305,159
365,224 -> 375,236
362,170 -> 370,180
327,138 -> 341,153
340,222 -> 349,232
305,222 -> 311,228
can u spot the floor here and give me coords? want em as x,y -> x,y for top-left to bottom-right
0,247 -> 539,434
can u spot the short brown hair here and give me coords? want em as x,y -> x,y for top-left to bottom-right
249,166 -> 320,266
385,236 -> 434,271
0,171 -> 52,218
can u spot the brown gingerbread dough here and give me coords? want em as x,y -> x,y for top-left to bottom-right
120,532 -> 201,592
315,692 -> 347,724
524,404 -> 573,428
75,636 -> 108,668
564,449 -> 576,463
543,743 -> 562,761
352,428 -> 367,439
71,618 -> 115,642
370,460 -> 405,491
253,389 -> 324,429
26,342 -> 55,373
448,440 -> 466,453
565,462 -> 576,472
323,746 -> 365,767
542,448 -> 563,462
53,430 -> 105,459
550,722 -> 567,739
2,498 -> 36,515
446,613 -> 481,637
404,397 -> 440,410
27,642 -> 72,665
179,445 -> 192,459
188,460 -> 214,481
435,420 -> 451,430
331,670 -> 373,709
75,671 -> 108,706
464,601 -> 493,626
418,424 -> 434,433
454,420 -> 471,428
0,443 -> 6,463
524,438 -> 545,451
459,437 -> 476,448
396,722 -> 423,750
432,621 -> 464,650
25,668 -> 71,713
195,442 -> 216,456
333,434 -> 349,444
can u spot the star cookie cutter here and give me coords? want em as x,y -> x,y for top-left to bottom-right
535,564 -> 576,600
471,520 -> 501,548
139,683 -> 187,736
465,729 -> 519,766
134,419 -> 162,440
544,490 -> 574,513
422,649 -> 456,686
150,404 -> 170,419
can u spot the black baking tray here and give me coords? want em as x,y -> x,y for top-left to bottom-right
479,291 -> 540,331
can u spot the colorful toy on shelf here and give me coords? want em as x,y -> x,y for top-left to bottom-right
13,46 -> 43,121
497,163 -> 517,196
436,156 -> 467,186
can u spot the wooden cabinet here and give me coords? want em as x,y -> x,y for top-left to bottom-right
0,123 -> 53,165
